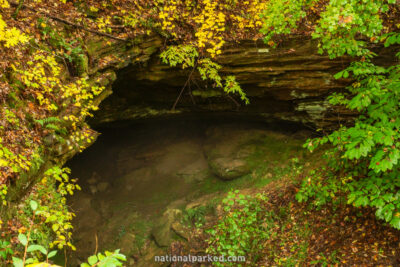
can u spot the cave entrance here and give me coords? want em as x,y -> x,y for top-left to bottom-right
66,112 -> 311,266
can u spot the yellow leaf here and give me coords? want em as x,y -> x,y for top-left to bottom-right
0,158 -> 7,167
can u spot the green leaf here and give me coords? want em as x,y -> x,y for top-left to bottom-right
114,253 -> 126,261
18,233 -> 27,246
52,224 -> 59,232
334,70 -> 344,79
12,257 -> 23,267
371,198 -> 385,208
29,200 -> 38,211
27,244 -> 47,255
385,210 -> 393,222
88,255 -> 98,265
25,258 -> 35,264
354,196 -> 369,207
48,250 -> 57,258
390,217 -> 400,229
80,263 -> 91,267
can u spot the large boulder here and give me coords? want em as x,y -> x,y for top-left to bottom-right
203,125 -> 267,180
151,208 -> 183,247
208,157 -> 250,180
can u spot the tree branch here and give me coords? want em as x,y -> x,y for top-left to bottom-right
9,1 -> 128,42
12,0 -> 24,19
172,66 -> 196,111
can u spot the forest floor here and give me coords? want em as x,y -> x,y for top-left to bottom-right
171,162 -> 400,267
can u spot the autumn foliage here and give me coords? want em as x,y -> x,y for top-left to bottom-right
0,0 -> 400,266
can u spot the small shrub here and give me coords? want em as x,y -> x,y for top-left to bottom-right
206,191 -> 273,266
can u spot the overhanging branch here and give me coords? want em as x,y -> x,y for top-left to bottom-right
9,1 -> 128,42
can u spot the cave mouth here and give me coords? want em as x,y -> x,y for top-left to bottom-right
66,113 -> 312,265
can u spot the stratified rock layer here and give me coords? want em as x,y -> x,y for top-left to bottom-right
93,37 -> 397,130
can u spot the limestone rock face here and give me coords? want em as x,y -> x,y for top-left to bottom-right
92,37 -> 397,129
